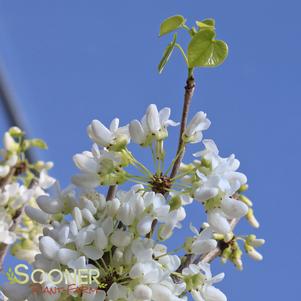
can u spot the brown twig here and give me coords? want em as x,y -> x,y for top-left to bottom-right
106,185 -> 117,201
170,75 -> 195,180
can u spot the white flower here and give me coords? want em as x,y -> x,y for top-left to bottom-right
207,209 -> 232,235
38,168 -> 56,189
1,283 -> 32,301
190,224 -> 217,255
220,196 -> 248,219
130,104 -> 178,146
0,212 -> 16,244
39,236 -> 61,260
194,140 -> 247,199
72,144 -> 125,188
183,112 -> 211,144
87,118 -> 130,150
25,206 -> 50,224
183,263 -> 227,301
110,229 -> 133,248
107,283 -> 128,300
192,140 -> 248,233
36,182 -> 75,214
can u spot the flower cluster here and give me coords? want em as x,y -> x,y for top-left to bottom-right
0,127 -> 55,263
1,104 -> 264,301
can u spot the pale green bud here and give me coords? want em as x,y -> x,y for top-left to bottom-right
239,195 -> 253,207
246,235 -> 265,247
9,126 -> 23,137
221,245 -> 232,264
238,184 -> 249,192
213,233 -> 225,240
246,208 -> 260,228
245,244 -> 263,261
232,243 -> 243,270
224,232 -> 234,243
179,163 -> 195,174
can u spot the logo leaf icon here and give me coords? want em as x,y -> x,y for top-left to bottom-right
6,268 -> 16,284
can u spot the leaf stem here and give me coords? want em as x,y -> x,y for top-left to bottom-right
175,44 -> 189,66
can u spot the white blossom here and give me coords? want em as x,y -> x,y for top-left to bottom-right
130,104 -> 178,146
183,263 -> 227,301
87,118 -> 130,150
183,112 -> 211,144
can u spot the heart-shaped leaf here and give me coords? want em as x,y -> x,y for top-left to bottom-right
158,34 -> 177,74
188,29 -> 228,68
159,15 -> 186,37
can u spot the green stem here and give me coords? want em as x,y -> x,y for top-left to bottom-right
175,43 -> 188,66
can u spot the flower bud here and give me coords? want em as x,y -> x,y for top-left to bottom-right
4,132 -> 18,152
246,208 -> 260,228
8,126 -> 23,137
238,184 -> 249,192
245,245 -> 263,261
39,236 -> 60,259
25,206 -> 50,224
221,197 -> 248,219
239,194 -> 253,207
221,245 -> 232,264
95,227 -> 108,250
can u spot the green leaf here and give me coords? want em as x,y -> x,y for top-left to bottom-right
158,33 -> 177,74
187,29 -> 228,68
30,139 -> 48,149
202,18 -> 215,27
196,21 -> 215,30
159,15 -> 186,36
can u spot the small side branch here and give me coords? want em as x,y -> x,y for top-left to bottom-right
170,75 -> 195,179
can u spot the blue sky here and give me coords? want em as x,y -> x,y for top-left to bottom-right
0,0 -> 300,300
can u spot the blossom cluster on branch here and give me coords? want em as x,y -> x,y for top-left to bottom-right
2,104 -> 263,301
0,15 -> 264,301
0,127 -> 55,264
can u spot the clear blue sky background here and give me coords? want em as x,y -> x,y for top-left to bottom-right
0,1 -> 300,300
